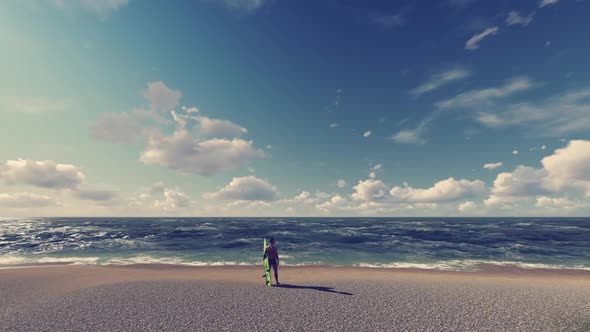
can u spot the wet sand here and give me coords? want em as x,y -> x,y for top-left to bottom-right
1,265 -> 589,331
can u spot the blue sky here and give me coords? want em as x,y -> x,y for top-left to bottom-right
1,0 -> 590,216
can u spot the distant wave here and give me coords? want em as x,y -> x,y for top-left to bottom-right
356,260 -> 590,271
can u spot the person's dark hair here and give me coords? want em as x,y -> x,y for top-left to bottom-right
270,237 -> 275,243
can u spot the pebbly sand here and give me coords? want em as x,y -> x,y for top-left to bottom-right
1,265 -> 589,331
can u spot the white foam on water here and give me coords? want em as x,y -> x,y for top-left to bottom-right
0,255 -> 101,265
355,260 -> 590,271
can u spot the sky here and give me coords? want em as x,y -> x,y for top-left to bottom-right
1,0 -> 590,217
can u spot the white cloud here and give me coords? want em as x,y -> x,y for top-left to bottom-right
436,77 -> 532,109
535,196 -> 577,209
541,140 -> 590,195
49,0 -> 130,15
0,192 -> 56,208
465,26 -> 499,51
485,140 -> 590,206
410,68 -> 470,97
506,11 -> 534,26
458,201 -> 478,212
143,81 -> 182,112
539,0 -> 559,8
350,177 -> 485,205
372,164 -> 382,171
90,112 -> 143,144
391,126 -> 426,144
140,129 -> 264,176
483,162 -> 503,169
317,194 -> 350,211
0,159 -> 85,189
369,172 -> 377,179
351,179 -> 390,202
92,81 -> 264,176
474,87 -> 590,136
204,176 -> 278,201
476,112 -> 504,127
337,179 -> 347,188
513,150 -> 519,155
329,123 -> 339,128
154,188 -> 191,211
198,116 -> 247,138
489,166 -> 549,198
389,178 -> 485,203
363,130 -> 372,138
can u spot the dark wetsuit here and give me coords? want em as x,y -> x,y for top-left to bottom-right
266,245 -> 278,266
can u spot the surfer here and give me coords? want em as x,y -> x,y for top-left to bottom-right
263,237 -> 280,285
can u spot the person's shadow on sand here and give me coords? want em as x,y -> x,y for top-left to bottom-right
274,284 -> 353,296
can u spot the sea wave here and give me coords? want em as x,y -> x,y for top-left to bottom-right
356,260 -> 590,271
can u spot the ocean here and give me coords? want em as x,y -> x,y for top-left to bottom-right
1,217 -> 589,271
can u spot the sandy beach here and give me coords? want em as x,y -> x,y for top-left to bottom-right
0,265 -> 589,331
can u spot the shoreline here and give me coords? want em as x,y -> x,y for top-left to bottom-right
2,261 -> 590,274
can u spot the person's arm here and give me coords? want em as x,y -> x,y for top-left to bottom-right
262,247 -> 268,259
276,251 -> 279,265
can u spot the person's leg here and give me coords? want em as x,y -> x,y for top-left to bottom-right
272,263 -> 280,284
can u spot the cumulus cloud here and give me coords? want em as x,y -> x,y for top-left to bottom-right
513,150 -> 519,154
363,130 -> 372,138
535,196 -> 578,209
410,68 -> 470,97
198,116 -> 247,138
143,81 -> 182,112
541,140 -> 590,195
329,123 -> 339,128
389,178 -> 485,203
91,81 -> 264,176
465,26 -> 499,51
337,179 -> 347,188
154,188 -> 191,211
350,177 -> 485,205
90,112 -> 143,144
352,179 -> 390,202
485,140 -> 590,206
0,192 -> 56,208
489,166 -> 549,198
0,159 -> 85,189
457,201 -> 478,212
506,11 -> 534,26
204,176 -> 278,201
317,194 -> 350,212
140,130 -> 263,176
483,162 -> 503,169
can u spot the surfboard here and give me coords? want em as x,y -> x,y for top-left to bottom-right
263,238 -> 272,286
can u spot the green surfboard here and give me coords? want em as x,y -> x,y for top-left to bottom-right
263,238 -> 272,286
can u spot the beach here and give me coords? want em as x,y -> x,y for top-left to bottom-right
1,265 -> 589,331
